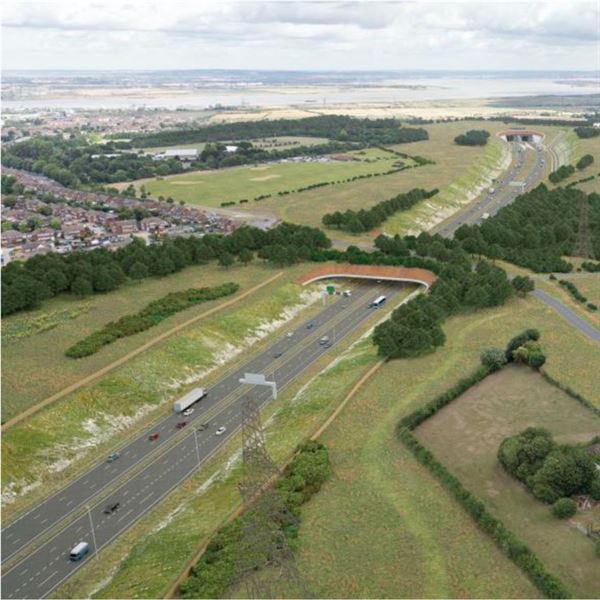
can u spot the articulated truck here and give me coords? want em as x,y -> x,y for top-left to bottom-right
173,387 -> 207,414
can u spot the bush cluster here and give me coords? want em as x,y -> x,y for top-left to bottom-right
179,441 -> 331,599
504,329 -> 545,369
322,188 -> 438,233
581,261 -> 600,272
574,126 -> 600,139
454,129 -> 491,146
552,498 -> 577,519
576,154 -> 594,170
549,165 -> 576,184
65,282 -> 239,358
558,279 -> 587,304
498,428 -> 599,504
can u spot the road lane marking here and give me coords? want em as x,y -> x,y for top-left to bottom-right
19,568 -> 28,576
38,569 -> 59,588
117,509 -> 134,523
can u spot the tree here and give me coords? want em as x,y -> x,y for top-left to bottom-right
480,348 -> 507,371
71,276 -> 93,296
238,248 -> 253,266
92,267 -> 118,292
129,261 -> 150,280
511,275 -> 534,295
218,252 -> 235,269
551,498 -> 577,519
43,269 -> 69,294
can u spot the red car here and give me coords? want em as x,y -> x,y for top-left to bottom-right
148,432 -> 159,441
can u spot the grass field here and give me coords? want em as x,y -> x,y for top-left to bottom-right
2,262 -> 308,421
294,291 -> 600,598
135,147 -> 407,207
51,289 -> 416,599
560,133 -> 600,194
417,366 -> 600,598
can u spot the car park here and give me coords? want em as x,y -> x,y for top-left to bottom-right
103,502 -> 120,514
148,432 -> 159,441
176,421 -> 187,429
215,426 -> 227,436
107,452 -> 120,463
183,408 -> 194,416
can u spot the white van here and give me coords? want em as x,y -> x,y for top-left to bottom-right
69,541 -> 89,561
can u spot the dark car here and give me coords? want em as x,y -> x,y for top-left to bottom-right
176,421 -> 188,429
148,432 -> 159,441
197,422 -> 210,432
274,351 -> 283,358
106,452 -> 120,463
306,322 -> 314,329
103,502 -> 120,514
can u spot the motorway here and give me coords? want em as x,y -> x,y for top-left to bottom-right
1,280 -> 407,599
433,140 -> 547,238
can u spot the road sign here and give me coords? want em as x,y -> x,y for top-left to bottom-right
326,285 -> 335,295
239,372 -> 277,399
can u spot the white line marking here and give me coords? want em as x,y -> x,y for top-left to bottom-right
117,509 -> 134,523
38,569 -> 59,588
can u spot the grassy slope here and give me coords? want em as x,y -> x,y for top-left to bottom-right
559,133 -> 600,193
138,147 -> 405,207
2,262 -> 304,421
296,292 -> 599,598
52,291 -> 416,599
1,265 -> 319,517
417,367 -> 600,598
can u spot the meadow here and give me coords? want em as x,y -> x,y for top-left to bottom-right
2,262 -> 308,421
136,147 -> 407,207
295,291 -> 599,598
417,367 -> 600,598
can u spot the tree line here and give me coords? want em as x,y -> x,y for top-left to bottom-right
1,222 -> 330,317
549,164 -> 575,184
454,185 -> 600,272
322,188 -> 438,233
124,115 -> 429,148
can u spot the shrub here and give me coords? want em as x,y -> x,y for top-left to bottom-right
588,473 -> 600,501
528,351 -> 546,370
480,348 -> 507,371
576,154 -> 594,170
552,498 -> 577,519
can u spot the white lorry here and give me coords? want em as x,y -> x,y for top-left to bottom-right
173,387 -> 206,414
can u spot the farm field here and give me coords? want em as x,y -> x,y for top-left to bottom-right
295,291 -> 600,598
2,262 -> 309,421
134,147 -> 407,207
51,290 -> 417,599
417,367 -> 600,598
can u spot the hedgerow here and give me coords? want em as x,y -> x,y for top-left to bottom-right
65,282 -> 239,358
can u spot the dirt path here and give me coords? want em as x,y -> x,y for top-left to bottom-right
2,272 -> 284,432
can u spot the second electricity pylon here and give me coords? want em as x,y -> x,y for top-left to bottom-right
235,396 -> 310,599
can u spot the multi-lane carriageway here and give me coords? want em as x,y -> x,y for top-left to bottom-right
2,280 -> 411,599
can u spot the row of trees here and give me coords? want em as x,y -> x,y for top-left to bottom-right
454,185 -> 600,272
1,222 -> 331,316
180,441 -> 332,598
65,282 -> 239,358
574,126 -> 600,139
322,188 -> 438,233
125,115 -> 429,148
549,164 -> 575,184
454,129 -> 490,146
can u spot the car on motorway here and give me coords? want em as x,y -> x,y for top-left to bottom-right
183,407 -> 194,416
106,452 -> 120,463
69,542 -> 89,561
103,502 -> 120,514
342,290 -> 352,297
319,335 -> 330,345
286,331 -> 294,337
176,421 -> 188,429
306,321 -> 314,329
197,422 -> 210,431
148,432 -> 159,441
323,341 -> 332,348
215,426 -> 227,436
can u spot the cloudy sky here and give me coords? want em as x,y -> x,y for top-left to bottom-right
2,0 -> 599,71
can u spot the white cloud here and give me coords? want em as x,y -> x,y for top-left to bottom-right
2,0 -> 598,70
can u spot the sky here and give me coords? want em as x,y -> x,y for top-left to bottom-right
2,0 -> 599,72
